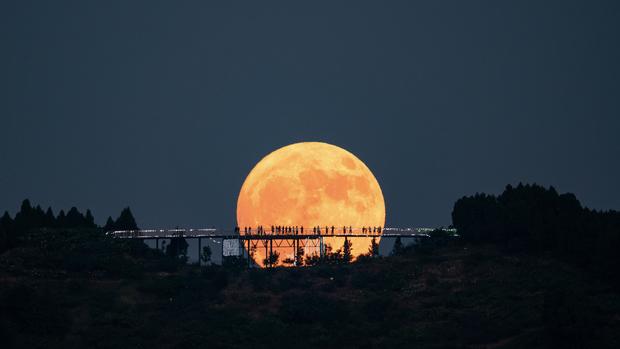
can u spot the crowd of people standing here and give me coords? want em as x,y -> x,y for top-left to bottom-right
234,225 -> 382,235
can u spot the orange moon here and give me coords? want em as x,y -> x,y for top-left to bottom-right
236,142 -> 385,266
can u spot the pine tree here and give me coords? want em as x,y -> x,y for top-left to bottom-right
369,237 -> 380,257
0,211 -> 13,252
104,216 -> 115,231
65,207 -> 84,228
114,207 -> 138,230
85,209 -> 96,228
20,199 -> 32,215
57,210 -> 66,228
44,207 -> 56,228
342,236 -> 353,263
34,205 -> 45,227
0,211 -> 12,231
0,227 -> 5,252
14,199 -> 33,231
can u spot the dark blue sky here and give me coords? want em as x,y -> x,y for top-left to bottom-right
1,1 -> 619,228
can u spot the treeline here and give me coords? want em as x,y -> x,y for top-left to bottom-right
0,199 -> 138,253
452,183 -> 620,282
103,208 -> 139,232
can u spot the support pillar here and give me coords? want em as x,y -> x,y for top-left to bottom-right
221,238 -> 224,263
247,238 -> 251,267
294,238 -> 298,265
198,237 -> 202,265
264,239 -> 268,266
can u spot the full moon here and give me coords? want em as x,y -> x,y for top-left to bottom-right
236,142 -> 385,266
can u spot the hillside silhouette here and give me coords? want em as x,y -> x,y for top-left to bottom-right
0,184 -> 619,348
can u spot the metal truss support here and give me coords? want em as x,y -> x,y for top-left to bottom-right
198,237 -> 202,265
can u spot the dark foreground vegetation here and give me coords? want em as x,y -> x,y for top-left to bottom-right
1,230 -> 619,348
0,184 -> 619,348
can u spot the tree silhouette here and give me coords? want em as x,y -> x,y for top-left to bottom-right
304,253 -> 320,266
329,249 -> 343,263
33,205 -> 45,227
104,216 -> 115,231
263,250 -> 280,268
44,207 -> 55,228
13,199 -> 33,231
1,211 -> 13,232
0,225 -> 5,252
392,236 -> 403,256
295,246 -> 304,266
110,207 -> 138,230
369,237 -> 379,257
85,210 -> 96,228
166,237 -> 188,259
201,245 -> 212,265
282,257 -> 295,265
65,207 -> 84,228
56,210 -> 66,228
0,211 -> 12,252
342,237 -> 353,263
20,199 -> 32,212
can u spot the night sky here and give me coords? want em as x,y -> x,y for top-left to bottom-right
1,1 -> 619,229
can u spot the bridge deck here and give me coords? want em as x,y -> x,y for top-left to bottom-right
111,233 -> 430,239
107,227 -> 452,239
